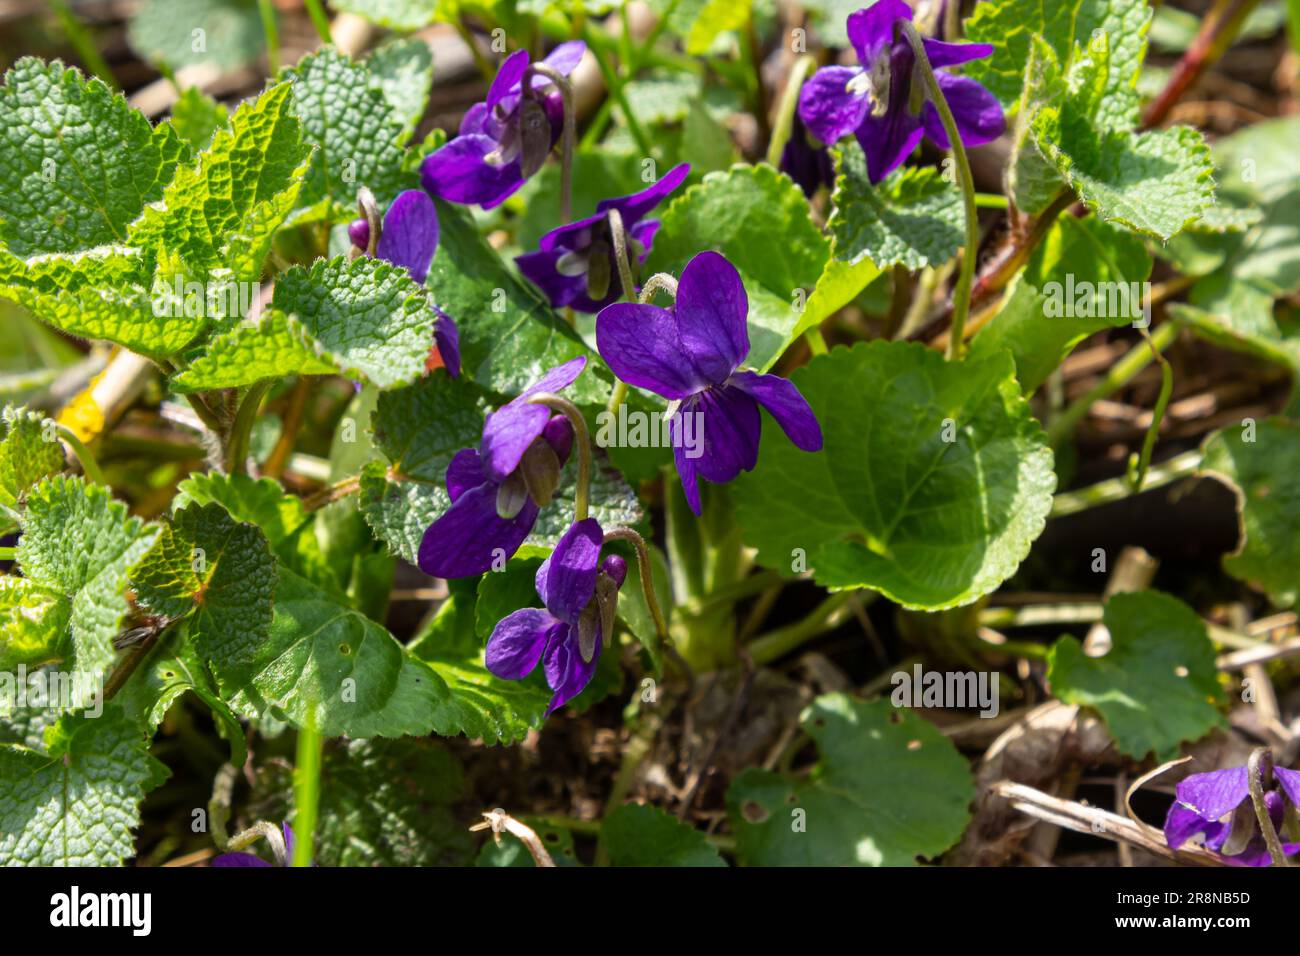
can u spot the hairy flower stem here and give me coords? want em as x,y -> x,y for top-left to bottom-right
292,716 -> 322,867
900,21 -> 978,362
604,526 -> 670,670
765,54 -> 817,167
56,424 -> 107,487
1247,748 -> 1291,867
224,380 -> 273,476
603,208 -> 643,416
526,63 -> 576,223
527,392 -> 591,521
226,820 -> 289,865
638,272 -> 678,304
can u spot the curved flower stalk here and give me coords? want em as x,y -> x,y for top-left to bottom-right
420,41 -> 585,209
347,188 -> 460,377
486,517 -> 628,714
515,163 -> 691,313
418,357 -> 586,578
212,822 -> 296,867
1164,754 -> 1300,866
797,0 -> 1004,184
595,252 -> 823,515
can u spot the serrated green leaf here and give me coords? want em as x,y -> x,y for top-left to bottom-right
366,38 -> 434,142
827,142 -> 964,271
726,694 -> 973,866
253,736 -> 472,865
0,576 -> 69,669
0,405 -> 63,515
0,246 -> 205,356
169,309 -> 338,392
602,803 -> 726,866
128,0 -> 264,72
965,0 -> 1152,128
969,216 -> 1153,393
732,342 -> 1056,609
1047,590 -> 1224,760
130,503 -> 278,670
167,87 -> 229,150
428,200 -> 606,405
130,82 -> 312,285
282,47 -> 410,213
0,705 -> 169,866
644,163 -> 830,372
270,256 -> 442,389
1202,418 -> 1300,609
0,58 -> 185,256
17,476 -> 157,685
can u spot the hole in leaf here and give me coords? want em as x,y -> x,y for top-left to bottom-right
740,800 -> 769,824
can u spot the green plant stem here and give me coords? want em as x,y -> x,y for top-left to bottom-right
1247,748 -> 1290,867
292,718 -> 322,867
766,55 -> 816,166
1047,321 -> 1179,448
582,24 -> 655,159
1050,450 -> 1203,518
804,326 -> 830,356
257,0 -> 281,74
56,424 -> 107,486
48,0 -> 116,87
302,0 -> 333,44
224,381 -> 272,475
1128,326 -> 1175,492
978,603 -> 1103,629
604,527 -> 670,669
901,21 -> 978,362
749,591 -> 861,665
527,63 -> 575,223
680,569 -> 784,617
527,393 -> 591,520
603,208 -> 642,416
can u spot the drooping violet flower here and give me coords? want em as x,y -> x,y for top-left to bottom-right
515,163 -> 690,313
418,357 -> 586,578
596,251 -> 822,515
348,189 -> 460,377
797,0 -> 1004,184
212,823 -> 296,867
420,41 -> 586,209
780,114 -> 835,198
1164,763 -> 1300,866
486,517 -> 627,714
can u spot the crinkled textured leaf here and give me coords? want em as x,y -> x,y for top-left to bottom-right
366,38 -> 434,142
0,58 -> 185,256
0,576 -> 69,669
282,48 -> 410,212
644,163 -> 830,372
726,695 -> 973,866
965,0 -> 1153,128
252,736 -> 473,865
271,256 -> 442,389
827,142 -> 965,271
0,246 -> 205,356
128,0 -> 263,71
169,309 -> 340,392
0,706 -> 169,866
1047,590 -> 1224,760
168,87 -> 229,150
16,476 -> 157,684
130,82 -> 312,284
732,342 -> 1056,609
602,803 -> 726,866
968,216 -> 1153,392
1202,418 -> 1300,609
428,200 -> 606,405
0,405 -> 63,514
130,502 -> 277,669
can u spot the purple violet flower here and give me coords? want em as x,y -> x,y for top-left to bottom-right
596,251 -> 823,515
797,0 -> 1004,184
1164,764 -> 1300,866
348,189 -> 460,378
212,823 -> 296,867
515,163 -> 691,313
485,517 -> 627,714
420,41 -> 586,209
418,357 -> 587,578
